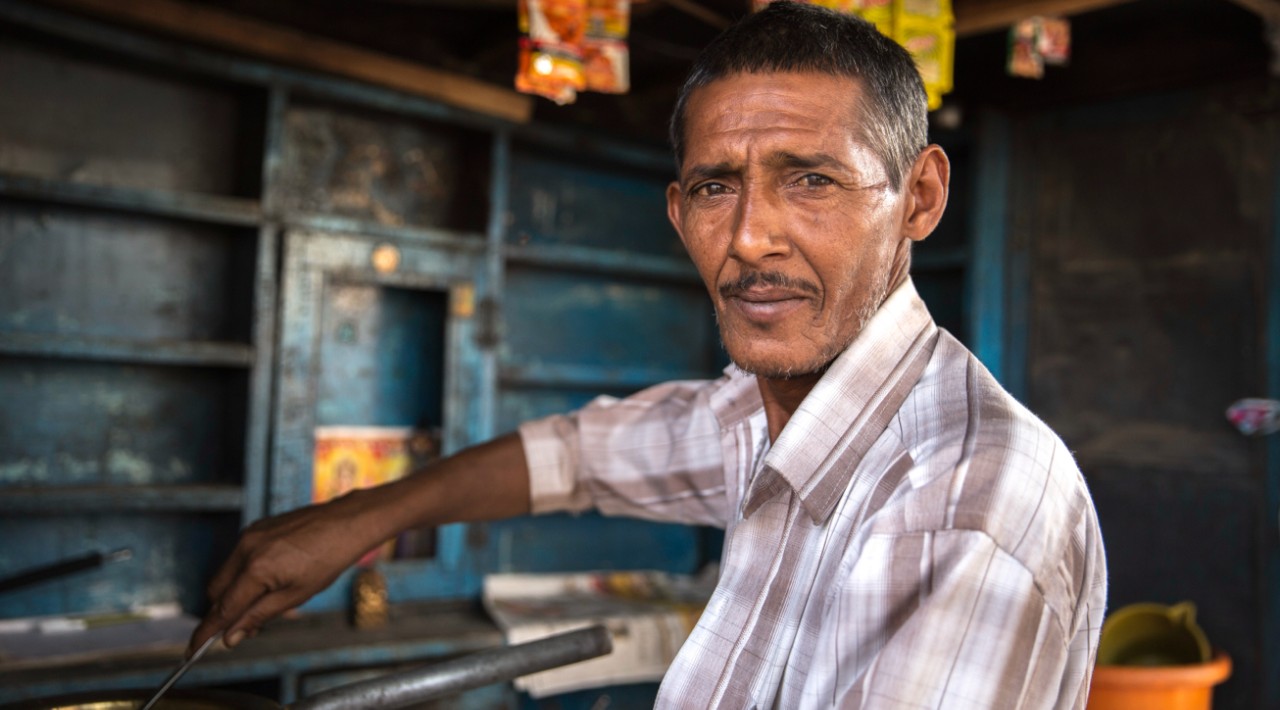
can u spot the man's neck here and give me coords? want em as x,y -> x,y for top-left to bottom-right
758,372 -> 823,442
754,262 -> 913,441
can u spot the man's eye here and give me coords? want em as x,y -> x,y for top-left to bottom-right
693,183 -> 730,196
799,174 -> 834,187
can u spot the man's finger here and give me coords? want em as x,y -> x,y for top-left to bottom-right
205,545 -> 249,603
223,589 -> 304,647
188,567 -> 271,651
188,612 -> 232,658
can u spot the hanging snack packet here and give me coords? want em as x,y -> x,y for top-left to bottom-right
755,0 -> 866,12
894,0 -> 953,110
897,22 -> 953,109
1007,16 -> 1044,79
517,0 -> 587,105
857,0 -> 895,36
582,0 -> 630,94
1037,16 -> 1071,65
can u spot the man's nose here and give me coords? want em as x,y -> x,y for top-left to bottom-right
729,185 -> 791,265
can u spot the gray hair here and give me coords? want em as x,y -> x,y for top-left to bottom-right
669,1 -> 929,191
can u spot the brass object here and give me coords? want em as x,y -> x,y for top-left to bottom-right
370,243 -> 400,274
352,566 -> 388,629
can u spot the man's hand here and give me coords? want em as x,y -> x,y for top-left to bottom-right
187,432 -> 532,656
188,489 -> 390,655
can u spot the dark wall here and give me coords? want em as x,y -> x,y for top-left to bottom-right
1010,79 -> 1279,710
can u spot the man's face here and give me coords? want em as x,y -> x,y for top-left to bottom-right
667,71 -> 912,379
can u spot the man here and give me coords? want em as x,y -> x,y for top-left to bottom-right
192,3 -> 1107,707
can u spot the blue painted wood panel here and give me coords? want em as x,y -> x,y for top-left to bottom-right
494,389 -> 626,437
0,201 -> 256,343
277,102 -> 490,232
507,148 -> 681,258
501,267 -> 718,375
482,514 -> 701,575
0,357 -> 246,487
0,35 -> 260,197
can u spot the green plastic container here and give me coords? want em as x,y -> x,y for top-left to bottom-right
1097,601 -> 1211,667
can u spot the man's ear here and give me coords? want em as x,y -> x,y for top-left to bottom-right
666,181 -> 688,247
901,145 -> 950,242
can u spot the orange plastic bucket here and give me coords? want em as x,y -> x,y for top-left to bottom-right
1086,651 -> 1232,710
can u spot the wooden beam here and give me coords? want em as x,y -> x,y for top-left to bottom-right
37,0 -> 533,123
1223,0 -> 1280,23
955,0 -> 1138,37
654,0 -> 733,29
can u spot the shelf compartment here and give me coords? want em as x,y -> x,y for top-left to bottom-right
0,172 -> 261,226
0,357 -> 248,488
0,33 -> 265,199
503,267 -> 718,376
0,201 -> 259,344
0,484 -> 244,513
0,332 -> 254,368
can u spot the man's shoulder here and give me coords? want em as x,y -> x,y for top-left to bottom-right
899,330 -> 1072,478
891,330 -> 1094,562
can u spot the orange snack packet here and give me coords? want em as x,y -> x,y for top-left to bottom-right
517,0 -> 587,104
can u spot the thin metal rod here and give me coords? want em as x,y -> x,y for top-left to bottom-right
138,631 -> 222,710
290,625 -> 612,710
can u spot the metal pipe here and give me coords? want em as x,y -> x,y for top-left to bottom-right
289,625 -> 612,710
0,549 -> 131,595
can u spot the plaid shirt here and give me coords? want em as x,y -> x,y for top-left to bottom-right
520,279 -> 1107,709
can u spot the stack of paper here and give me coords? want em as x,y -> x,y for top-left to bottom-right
483,568 -> 716,698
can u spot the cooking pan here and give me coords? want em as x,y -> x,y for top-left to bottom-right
0,625 -> 612,710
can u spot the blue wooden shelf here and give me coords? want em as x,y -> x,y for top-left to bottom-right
0,171 -> 261,227
0,484 -> 245,513
286,213 -> 486,252
504,243 -> 699,283
499,360 -> 710,390
0,333 -> 255,368
0,601 -> 502,704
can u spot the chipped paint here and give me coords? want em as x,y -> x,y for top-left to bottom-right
166,457 -> 191,479
105,448 -> 153,484
55,453 -> 99,480
0,457 -> 50,483
88,383 -> 128,416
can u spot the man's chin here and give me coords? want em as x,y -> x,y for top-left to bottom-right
726,351 -> 831,381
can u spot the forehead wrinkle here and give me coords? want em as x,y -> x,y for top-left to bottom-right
763,151 -> 845,171
682,161 -> 739,185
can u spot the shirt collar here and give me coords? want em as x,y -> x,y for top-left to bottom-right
744,278 -> 939,525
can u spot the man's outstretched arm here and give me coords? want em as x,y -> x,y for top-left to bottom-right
188,432 -> 530,654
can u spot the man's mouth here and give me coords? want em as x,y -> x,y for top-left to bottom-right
725,288 -> 809,324
718,272 -> 818,325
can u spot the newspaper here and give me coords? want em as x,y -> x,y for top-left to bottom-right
482,568 -> 716,698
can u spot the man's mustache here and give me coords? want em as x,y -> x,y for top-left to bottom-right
718,271 -> 820,299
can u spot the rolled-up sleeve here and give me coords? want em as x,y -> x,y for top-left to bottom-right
518,377 -> 733,527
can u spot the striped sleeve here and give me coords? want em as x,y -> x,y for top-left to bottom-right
519,377 -> 732,527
